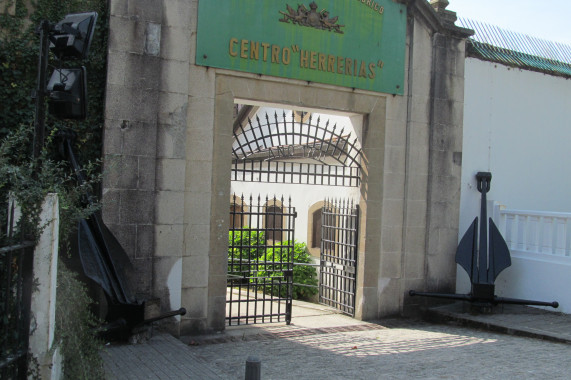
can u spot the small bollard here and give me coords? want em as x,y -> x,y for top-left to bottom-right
245,356 -> 261,380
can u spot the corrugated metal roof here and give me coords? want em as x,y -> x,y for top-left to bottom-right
457,18 -> 571,78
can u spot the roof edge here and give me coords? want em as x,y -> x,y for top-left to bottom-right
467,40 -> 571,79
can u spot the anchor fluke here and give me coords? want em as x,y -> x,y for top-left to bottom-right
455,217 -> 477,281
489,217 -> 511,281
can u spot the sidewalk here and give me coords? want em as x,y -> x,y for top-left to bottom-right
425,302 -> 571,344
102,300 -> 571,379
103,333 -> 224,380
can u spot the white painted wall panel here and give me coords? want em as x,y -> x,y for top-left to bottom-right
458,59 -> 571,310
495,253 -> 571,314
460,59 -> 571,224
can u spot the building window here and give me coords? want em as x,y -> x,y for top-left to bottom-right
311,208 -> 322,249
293,110 -> 311,123
230,203 -> 244,229
307,201 -> 326,257
266,205 -> 283,241
230,194 -> 248,229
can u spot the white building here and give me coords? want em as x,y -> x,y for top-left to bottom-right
457,19 -> 571,313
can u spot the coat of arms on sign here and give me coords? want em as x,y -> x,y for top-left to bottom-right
279,1 -> 345,34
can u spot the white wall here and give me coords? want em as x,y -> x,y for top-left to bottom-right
231,107 -> 362,245
231,181 -> 360,244
495,252 -> 571,313
460,58 -> 571,229
457,58 -> 571,307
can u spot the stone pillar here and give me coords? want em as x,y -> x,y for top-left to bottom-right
396,13 -> 433,315
104,0 -> 200,335
103,0 -> 165,299
151,0 -> 194,335
29,194 -> 62,380
425,29 -> 468,293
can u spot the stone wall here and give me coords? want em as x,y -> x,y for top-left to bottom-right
102,0 -> 472,333
104,0 -> 195,334
425,31 -> 466,293
104,0 -> 163,299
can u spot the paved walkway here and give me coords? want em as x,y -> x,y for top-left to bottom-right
103,333 -> 223,379
426,302 -> 571,344
103,300 -> 571,379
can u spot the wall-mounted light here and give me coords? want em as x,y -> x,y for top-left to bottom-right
47,67 -> 87,119
49,12 -> 98,60
33,11 -> 97,157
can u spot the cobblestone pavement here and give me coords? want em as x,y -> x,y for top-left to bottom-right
104,317 -> 571,379
187,320 -> 571,380
103,334 -> 223,379
103,299 -> 571,379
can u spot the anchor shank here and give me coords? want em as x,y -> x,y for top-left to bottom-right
476,172 -> 492,284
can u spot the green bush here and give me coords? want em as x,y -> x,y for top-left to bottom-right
56,262 -> 105,380
256,241 -> 318,301
228,228 -> 266,278
227,229 -> 319,300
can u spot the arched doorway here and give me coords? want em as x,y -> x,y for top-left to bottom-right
225,99 -> 372,325
201,74 -> 389,332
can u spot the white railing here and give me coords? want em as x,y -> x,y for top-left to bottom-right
493,203 -> 571,258
490,203 -> 571,313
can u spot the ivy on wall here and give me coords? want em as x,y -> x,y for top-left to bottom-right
0,0 -> 108,163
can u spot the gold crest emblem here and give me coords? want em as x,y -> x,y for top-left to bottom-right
279,1 -> 345,34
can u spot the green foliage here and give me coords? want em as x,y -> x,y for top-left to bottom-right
0,125 -> 103,379
228,230 -> 319,300
0,125 -> 101,245
228,228 -> 266,277
56,261 -> 105,380
256,241 -> 318,301
0,1 -> 36,138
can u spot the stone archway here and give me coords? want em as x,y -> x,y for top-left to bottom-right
193,74 -> 388,331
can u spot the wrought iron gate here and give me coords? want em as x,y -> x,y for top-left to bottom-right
227,194 -> 296,325
319,198 -> 359,316
232,110 -> 363,187
1,200 -> 34,379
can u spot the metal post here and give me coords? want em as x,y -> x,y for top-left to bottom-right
476,172 -> 492,284
244,356 -> 261,380
33,20 -> 51,159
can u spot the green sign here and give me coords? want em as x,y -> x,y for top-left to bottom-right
196,1 -> 406,94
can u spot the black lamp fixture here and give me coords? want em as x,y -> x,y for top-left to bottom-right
47,67 -> 88,119
33,11 -> 97,158
49,12 -> 98,60
46,12 -> 97,119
